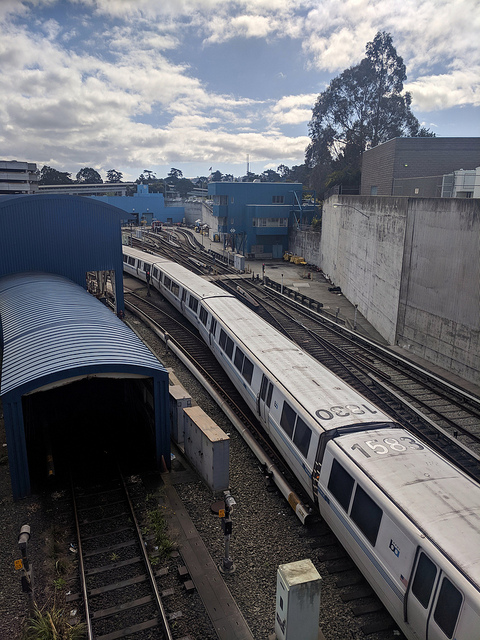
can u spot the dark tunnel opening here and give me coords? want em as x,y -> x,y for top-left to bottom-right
22,377 -> 158,490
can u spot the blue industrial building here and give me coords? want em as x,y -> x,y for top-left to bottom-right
0,194 -> 170,499
207,182 -> 316,258
90,184 -> 185,226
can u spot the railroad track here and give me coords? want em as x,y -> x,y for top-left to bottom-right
71,456 -> 175,640
218,277 -> 480,481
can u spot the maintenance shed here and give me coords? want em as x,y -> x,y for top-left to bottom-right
0,272 -> 170,500
0,193 -> 128,315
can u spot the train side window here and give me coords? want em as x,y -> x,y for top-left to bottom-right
171,281 -> 179,297
164,276 -> 171,289
210,317 -> 217,337
128,256 -> 135,266
260,375 -> 268,400
266,382 -> 273,407
411,552 -> 437,609
225,335 -> 234,359
188,295 -> 199,312
280,402 -> 296,438
219,329 -> 227,351
199,306 -> 208,326
293,416 -> 311,457
152,267 -> 159,280
328,459 -> 354,511
433,577 -> 462,639
350,485 -> 383,546
242,357 -> 254,385
234,347 -> 244,371
219,329 -> 234,358
143,262 -> 151,271
123,254 -> 127,263
260,375 -> 273,406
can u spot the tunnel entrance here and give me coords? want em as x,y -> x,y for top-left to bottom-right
22,376 -> 158,491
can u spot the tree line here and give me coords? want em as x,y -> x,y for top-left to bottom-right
38,164 -> 310,198
39,32 -> 431,199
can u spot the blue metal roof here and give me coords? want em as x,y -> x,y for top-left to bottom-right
0,272 -> 166,397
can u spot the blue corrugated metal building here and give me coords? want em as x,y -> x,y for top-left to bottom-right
0,194 -> 128,314
90,184 -> 185,225
0,195 -> 170,499
208,182 -> 316,258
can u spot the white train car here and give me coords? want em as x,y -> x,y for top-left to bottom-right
122,245 -> 480,640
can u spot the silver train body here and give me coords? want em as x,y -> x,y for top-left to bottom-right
123,245 -> 480,640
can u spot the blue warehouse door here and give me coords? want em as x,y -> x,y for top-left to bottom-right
272,245 -> 283,259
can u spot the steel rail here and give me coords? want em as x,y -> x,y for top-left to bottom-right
119,470 -> 174,640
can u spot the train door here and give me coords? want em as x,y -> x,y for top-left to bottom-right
257,374 -> 274,426
181,288 -> 187,313
406,549 -> 463,640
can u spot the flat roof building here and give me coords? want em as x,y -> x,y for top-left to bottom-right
0,160 -> 39,194
361,137 -> 480,198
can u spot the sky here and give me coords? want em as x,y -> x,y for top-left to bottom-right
1,0 -> 479,182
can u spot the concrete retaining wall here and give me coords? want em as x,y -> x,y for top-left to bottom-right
396,198 -> 480,384
289,196 -> 480,385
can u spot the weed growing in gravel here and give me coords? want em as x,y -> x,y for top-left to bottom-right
53,576 -> 67,591
22,603 -> 85,640
146,507 -> 175,557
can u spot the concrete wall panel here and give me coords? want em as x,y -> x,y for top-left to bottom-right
289,195 -> 479,386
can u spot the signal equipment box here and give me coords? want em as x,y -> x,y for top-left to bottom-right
169,385 -> 192,444
183,406 -> 229,492
275,559 -> 321,640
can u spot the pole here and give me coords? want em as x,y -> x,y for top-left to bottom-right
18,525 -> 34,613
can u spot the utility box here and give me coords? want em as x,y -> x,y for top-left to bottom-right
234,253 -> 245,271
169,385 -> 192,444
183,406 -> 229,492
275,559 -> 321,640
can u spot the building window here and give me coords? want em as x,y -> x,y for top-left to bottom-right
272,195 -> 284,204
213,195 -> 228,206
252,217 -> 288,227
370,186 -> 378,196
414,188 -> 420,195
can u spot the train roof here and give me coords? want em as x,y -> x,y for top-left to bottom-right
123,246 -> 230,300
338,427 -> 480,589
122,245 -> 170,265
204,296 -> 392,431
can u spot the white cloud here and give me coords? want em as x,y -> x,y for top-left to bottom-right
269,93 -> 317,125
1,0 -> 478,178
406,66 -> 480,111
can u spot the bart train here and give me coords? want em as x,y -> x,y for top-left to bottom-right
123,244 -> 480,640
